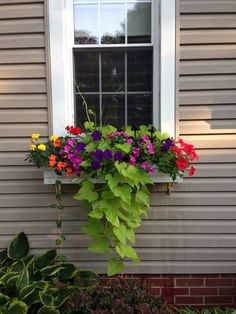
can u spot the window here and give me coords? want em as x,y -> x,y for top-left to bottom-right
47,0 -> 176,136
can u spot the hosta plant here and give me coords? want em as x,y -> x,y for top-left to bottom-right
26,122 -> 198,276
0,232 -> 100,314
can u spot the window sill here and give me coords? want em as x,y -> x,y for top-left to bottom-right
43,169 -> 183,185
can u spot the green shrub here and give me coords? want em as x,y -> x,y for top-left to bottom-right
0,232 -> 100,313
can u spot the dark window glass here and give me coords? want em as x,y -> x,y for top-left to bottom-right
102,94 -> 125,127
75,94 -> 100,127
127,94 -> 152,126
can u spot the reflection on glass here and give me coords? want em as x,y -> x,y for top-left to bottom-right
127,3 -> 151,43
127,49 -> 153,92
74,51 -> 99,92
127,94 -> 152,126
101,4 -> 125,44
102,95 -> 125,126
102,52 -> 125,92
74,4 -> 99,44
75,94 -> 100,127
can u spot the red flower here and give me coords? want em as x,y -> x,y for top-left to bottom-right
54,139 -> 61,148
65,126 -> 82,135
172,146 -> 181,156
56,161 -> 67,171
48,154 -> 56,167
190,150 -> 198,161
188,166 -> 196,177
66,167 -> 73,177
176,157 -> 188,170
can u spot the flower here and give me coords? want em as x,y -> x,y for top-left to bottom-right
38,144 -> 46,151
91,159 -> 101,170
66,126 -> 82,135
161,138 -> 173,152
54,139 -> 61,148
147,143 -> 155,155
127,138 -> 134,145
67,139 -> 74,146
92,130 -> 102,141
172,145 -> 181,156
141,161 -> 150,170
50,135 -> 58,141
149,167 -> 155,175
103,149 -> 112,160
129,156 -> 136,166
114,151 -> 123,161
176,157 -> 188,170
76,142 -> 86,152
31,134 -> 40,142
188,166 -> 196,177
56,161 -> 67,171
94,149 -> 104,160
29,144 -> 36,151
142,135 -> 149,143
66,167 -> 73,177
132,147 -> 140,158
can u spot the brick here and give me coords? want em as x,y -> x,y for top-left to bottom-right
161,288 -> 189,296
205,296 -> 233,304
205,278 -> 233,286
219,287 -> 236,296
191,274 -> 219,278
147,287 -> 161,296
190,288 -> 217,296
176,278 -> 204,287
147,278 -> 174,287
175,296 -> 203,305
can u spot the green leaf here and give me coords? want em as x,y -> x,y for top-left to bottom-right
88,208 -> 103,219
19,285 -> 37,300
59,263 -> 77,280
80,160 -> 91,167
113,185 -> 132,205
41,265 -> 63,277
8,232 -> 29,260
74,180 -> 98,203
8,260 -> 24,273
54,286 -> 76,308
8,300 -> 28,314
36,250 -> 57,269
16,267 -> 29,292
37,307 -> 59,314
0,251 -> 7,265
84,121 -> 95,131
122,244 -> 140,263
0,293 -> 10,306
89,237 -> 110,254
115,143 -> 131,153
82,219 -> 104,237
136,190 -> 150,207
126,228 -> 135,244
107,257 -> 124,277
39,291 -> 54,307
113,224 -> 127,244
105,174 -> 120,193
76,271 -> 100,289
105,208 -> 120,228
85,142 -> 96,153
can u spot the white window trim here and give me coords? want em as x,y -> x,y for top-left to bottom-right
47,0 -> 176,137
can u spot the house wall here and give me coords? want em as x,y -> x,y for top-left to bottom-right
0,0 -> 236,289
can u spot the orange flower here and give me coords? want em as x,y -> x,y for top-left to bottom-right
56,161 -> 67,171
49,154 -> 56,160
66,167 -> 73,177
54,139 -> 61,148
49,160 -> 56,167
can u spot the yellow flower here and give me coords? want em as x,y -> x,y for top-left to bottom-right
50,135 -> 58,142
29,144 -> 36,151
38,144 -> 46,151
31,134 -> 40,142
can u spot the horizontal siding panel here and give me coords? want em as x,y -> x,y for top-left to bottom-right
193,164 -> 236,177
180,60 -> 236,75
180,90 -> 236,105
0,64 -> 45,79
0,109 -> 47,123
0,94 -> 47,108
0,3 -> 44,19
180,0 -> 236,13
173,178 -> 236,192
0,123 -> 48,137
0,19 -> 44,34
0,153 -> 34,166
0,49 -> 45,64
182,134 -> 236,149
181,45 -> 236,60
180,75 -> 236,90
180,120 -> 236,135
179,105 -> 236,120
181,14 -> 236,29
0,138 -> 47,151
197,149 -> 236,163
0,180 -> 53,193
0,79 -> 46,93
181,30 -> 236,44
0,0 -> 43,3
0,34 -> 45,49
0,167 -> 43,180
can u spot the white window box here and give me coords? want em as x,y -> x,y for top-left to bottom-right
43,169 -> 183,185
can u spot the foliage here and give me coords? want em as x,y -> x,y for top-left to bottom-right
62,276 -> 174,314
176,308 -> 236,314
26,123 -> 198,275
0,233 -> 100,313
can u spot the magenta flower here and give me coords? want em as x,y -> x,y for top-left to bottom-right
147,143 -> 155,155
127,138 -> 134,145
132,147 -> 140,158
129,156 -> 136,166
141,161 -> 150,170
67,139 -> 74,146
63,145 -> 71,153
149,167 -> 155,175
142,135 -> 149,143
108,133 -> 115,139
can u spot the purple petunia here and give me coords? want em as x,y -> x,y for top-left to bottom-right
92,130 -> 102,141
94,149 -> 104,160
161,138 -> 173,152
75,142 -> 86,152
114,151 -> 123,161
103,149 -> 112,160
91,159 -> 101,170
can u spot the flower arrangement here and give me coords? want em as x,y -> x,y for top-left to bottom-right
26,121 -> 198,276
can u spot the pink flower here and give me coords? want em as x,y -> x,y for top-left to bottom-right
142,135 -> 149,143
108,133 -> 114,139
132,147 -> 140,157
149,167 -> 155,175
141,161 -> 150,170
127,138 -> 134,145
147,143 -> 155,155
129,156 -> 136,165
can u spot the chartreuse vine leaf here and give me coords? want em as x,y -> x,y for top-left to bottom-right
113,184 -> 132,205
89,236 -> 110,254
136,190 -> 150,207
85,142 -> 96,153
115,143 -> 131,153
84,121 -> 94,131
82,218 -> 104,237
113,223 -> 127,244
107,257 -> 124,277
74,180 -> 98,203
104,207 -> 120,228
105,173 -> 120,192
116,244 -> 140,263
126,228 -> 135,243
88,208 -> 103,219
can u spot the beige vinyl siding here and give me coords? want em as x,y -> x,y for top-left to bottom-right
0,0 -> 236,275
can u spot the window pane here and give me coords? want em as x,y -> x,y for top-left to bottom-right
74,4 -> 99,44
127,94 -> 152,126
102,51 -> 125,92
74,51 -> 99,92
127,49 -> 153,92
101,4 -> 125,44
75,94 -> 100,127
102,95 -> 125,127
127,3 -> 151,43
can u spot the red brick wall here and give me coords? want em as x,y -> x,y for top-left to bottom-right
137,274 -> 236,307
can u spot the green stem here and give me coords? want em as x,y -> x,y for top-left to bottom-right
75,83 -> 91,123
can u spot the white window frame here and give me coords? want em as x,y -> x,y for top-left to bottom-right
47,0 -> 176,137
